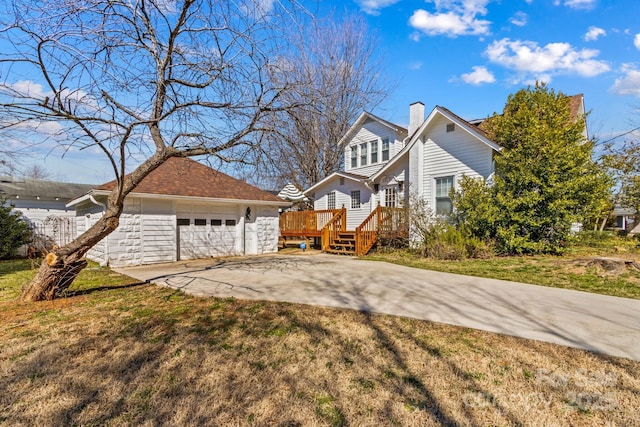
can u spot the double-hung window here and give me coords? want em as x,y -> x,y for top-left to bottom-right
360,143 -> 368,166
382,138 -> 390,161
370,140 -> 378,164
435,176 -> 454,215
350,146 -> 358,169
351,190 -> 361,209
327,191 -> 336,210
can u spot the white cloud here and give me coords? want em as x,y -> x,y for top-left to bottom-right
459,66 -> 496,85
408,61 -> 423,70
6,80 -> 49,100
408,0 -> 491,38
584,26 -> 606,41
611,64 -> 640,97
634,33 -> 640,50
485,38 -> 610,82
564,0 -> 597,9
355,0 -> 401,15
509,12 -> 527,27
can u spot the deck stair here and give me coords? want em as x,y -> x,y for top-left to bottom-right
280,206 -> 407,256
325,231 -> 357,255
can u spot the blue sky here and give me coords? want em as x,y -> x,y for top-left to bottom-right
3,0 -> 640,184
335,0 -> 640,142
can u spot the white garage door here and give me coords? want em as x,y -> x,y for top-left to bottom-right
176,204 -> 239,260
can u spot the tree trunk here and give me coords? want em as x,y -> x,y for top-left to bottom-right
19,212 -> 122,302
20,251 -> 88,302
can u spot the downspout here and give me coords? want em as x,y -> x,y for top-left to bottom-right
87,194 -> 109,266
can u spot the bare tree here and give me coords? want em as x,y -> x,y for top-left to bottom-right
22,163 -> 51,180
257,13 -> 394,191
0,0 -> 310,301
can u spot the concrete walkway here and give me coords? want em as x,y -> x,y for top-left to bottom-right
115,253 -> 640,361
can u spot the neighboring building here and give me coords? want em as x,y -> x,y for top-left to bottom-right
67,157 -> 290,267
0,176 -> 93,247
611,206 -> 636,232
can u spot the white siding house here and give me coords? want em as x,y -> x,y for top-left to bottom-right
68,157 -> 290,267
304,103 -> 501,230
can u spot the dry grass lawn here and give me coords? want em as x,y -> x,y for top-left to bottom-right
1,259 -> 639,426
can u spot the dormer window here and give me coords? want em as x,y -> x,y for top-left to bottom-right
360,143 -> 368,166
382,138 -> 390,161
350,146 -> 357,168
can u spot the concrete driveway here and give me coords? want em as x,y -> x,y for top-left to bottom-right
115,253 -> 640,361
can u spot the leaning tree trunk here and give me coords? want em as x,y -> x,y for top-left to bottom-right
20,251 -> 89,301
20,215 -> 121,302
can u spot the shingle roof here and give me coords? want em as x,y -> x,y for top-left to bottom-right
568,94 -> 584,118
96,157 -> 284,203
0,177 -> 93,202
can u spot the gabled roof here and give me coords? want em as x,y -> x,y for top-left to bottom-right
72,157 -> 288,205
0,176 -> 93,202
337,111 -> 408,147
369,106 -> 500,183
304,171 -> 368,195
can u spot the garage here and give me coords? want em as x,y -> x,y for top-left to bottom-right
68,157 -> 289,267
176,204 -> 241,260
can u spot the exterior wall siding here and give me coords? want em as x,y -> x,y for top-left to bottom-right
345,119 -> 404,176
421,115 -> 494,208
312,176 -> 373,230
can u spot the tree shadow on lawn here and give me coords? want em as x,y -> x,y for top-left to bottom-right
2,274 -> 639,426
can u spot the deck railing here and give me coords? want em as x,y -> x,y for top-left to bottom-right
355,206 -> 407,256
280,209 -> 341,237
321,207 -> 347,252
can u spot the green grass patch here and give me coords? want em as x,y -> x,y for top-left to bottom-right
366,249 -> 640,299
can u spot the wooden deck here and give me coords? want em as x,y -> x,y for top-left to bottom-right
279,206 -> 407,256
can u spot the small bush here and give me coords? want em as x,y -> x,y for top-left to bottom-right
420,220 -> 494,260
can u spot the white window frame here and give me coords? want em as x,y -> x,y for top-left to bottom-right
350,190 -> 361,209
385,187 -> 397,208
370,140 -> 378,164
360,142 -> 368,167
327,191 -> 336,210
350,146 -> 357,169
435,176 -> 454,215
382,138 -> 390,162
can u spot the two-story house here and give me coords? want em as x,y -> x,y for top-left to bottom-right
282,96 -> 585,254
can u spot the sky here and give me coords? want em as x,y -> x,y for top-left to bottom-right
2,0 -> 640,185
339,0 -> 640,141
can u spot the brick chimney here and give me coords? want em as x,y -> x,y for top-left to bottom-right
409,101 -> 424,137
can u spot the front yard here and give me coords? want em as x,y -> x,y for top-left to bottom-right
1,259 -> 639,426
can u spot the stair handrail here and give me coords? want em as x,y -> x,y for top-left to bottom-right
355,205 -> 383,256
355,205 -> 408,256
321,207 -> 347,252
